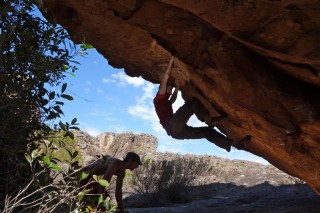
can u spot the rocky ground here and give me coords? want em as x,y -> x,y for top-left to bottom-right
124,183 -> 319,213
122,157 -> 320,213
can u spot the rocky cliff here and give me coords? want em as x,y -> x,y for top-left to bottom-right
73,130 -> 157,165
41,0 -> 320,195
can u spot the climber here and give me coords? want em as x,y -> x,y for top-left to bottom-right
80,152 -> 142,213
153,56 -> 251,152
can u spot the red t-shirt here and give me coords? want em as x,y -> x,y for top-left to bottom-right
153,92 -> 173,128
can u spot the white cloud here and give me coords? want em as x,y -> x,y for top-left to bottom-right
128,104 -> 153,120
102,77 -> 116,84
109,124 -> 127,133
126,80 -> 166,137
81,124 -> 102,137
102,72 -> 145,88
112,72 -> 145,87
85,128 -> 101,137
139,82 -> 155,102
80,123 -> 127,137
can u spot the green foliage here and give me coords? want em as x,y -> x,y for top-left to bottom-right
0,0 -> 94,211
123,169 -> 133,185
90,174 -> 109,187
77,175 -> 116,213
43,130 -> 83,164
2,132 -> 83,212
80,42 -> 94,51
77,195 -> 116,213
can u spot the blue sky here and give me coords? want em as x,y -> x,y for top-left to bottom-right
55,48 -> 269,165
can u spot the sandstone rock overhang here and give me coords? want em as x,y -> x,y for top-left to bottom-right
41,0 -> 320,195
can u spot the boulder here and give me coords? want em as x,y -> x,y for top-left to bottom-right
42,0 -> 320,195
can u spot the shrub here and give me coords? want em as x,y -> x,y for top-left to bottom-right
3,131 -> 81,213
132,156 -> 212,204
2,129 -> 118,213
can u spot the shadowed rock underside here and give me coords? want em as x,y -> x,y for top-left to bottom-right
41,0 -> 320,195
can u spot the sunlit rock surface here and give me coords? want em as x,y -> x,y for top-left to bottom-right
42,0 -> 320,195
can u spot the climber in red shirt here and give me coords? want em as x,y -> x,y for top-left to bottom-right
153,56 -> 251,152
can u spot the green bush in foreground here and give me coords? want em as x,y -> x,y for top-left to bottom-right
0,0 -> 96,211
3,129 -> 117,213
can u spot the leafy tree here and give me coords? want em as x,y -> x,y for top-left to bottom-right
0,0 -> 90,210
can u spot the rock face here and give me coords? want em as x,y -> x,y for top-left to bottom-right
73,130 -> 157,165
42,1 -> 320,195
